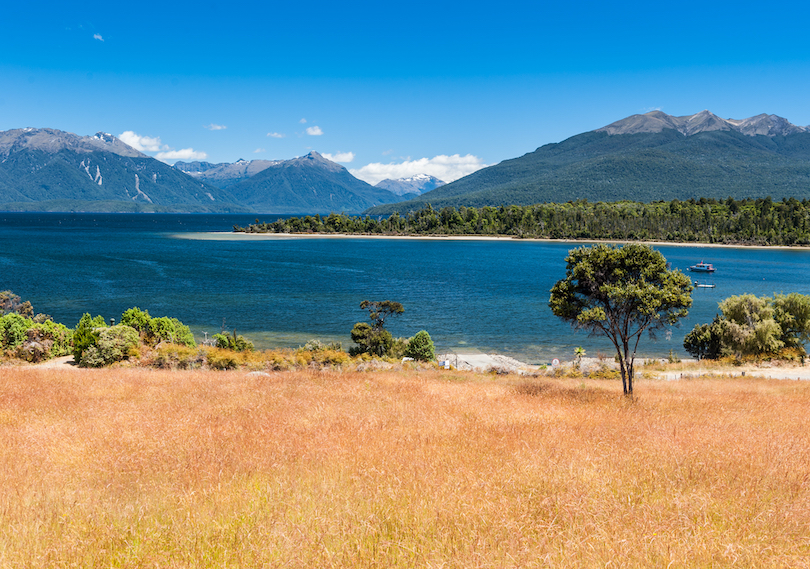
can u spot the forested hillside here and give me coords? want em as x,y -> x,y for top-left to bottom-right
238,197 -> 810,246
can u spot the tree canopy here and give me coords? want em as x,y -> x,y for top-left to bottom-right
549,244 -> 693,395
684,293 -> 810,359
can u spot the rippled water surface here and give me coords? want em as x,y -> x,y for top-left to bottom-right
2,213 -> 809,363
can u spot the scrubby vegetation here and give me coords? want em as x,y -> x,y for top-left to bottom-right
237,197 -> 810,246
0,292 -> 440,372
684,293 -> 810,361
0,291 -> 72,362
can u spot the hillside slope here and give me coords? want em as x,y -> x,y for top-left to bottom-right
366,111 -> 810,214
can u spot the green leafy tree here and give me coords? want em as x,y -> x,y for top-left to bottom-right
771,293 -> 810,350
148,317 -> 195,347
350,300 -> 404,357
683,317 -> 728,360
549,244 -> 693,395
360,300 -> 405,330
719,294 -> 784,356
72,313 -> 108,361
120,307 -> 152,334
404,330 -> 435,361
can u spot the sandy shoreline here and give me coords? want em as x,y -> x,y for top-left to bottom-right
174,231 -> 810,251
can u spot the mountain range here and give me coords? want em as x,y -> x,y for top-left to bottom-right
0,128 -> 242,212
365,110 -> 810,214
0,129 -> 406,213
4,110 -> 810,215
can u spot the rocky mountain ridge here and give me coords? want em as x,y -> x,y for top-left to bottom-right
0,128 -> 146,158
173,158 -> 281,188
597,110 -> 809,137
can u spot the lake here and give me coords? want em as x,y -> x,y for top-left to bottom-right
2,212 -> 809,364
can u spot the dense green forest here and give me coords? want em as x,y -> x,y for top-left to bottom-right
235,197 -> 810,246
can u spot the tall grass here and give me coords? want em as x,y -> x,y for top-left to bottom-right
1,367 -> 809,567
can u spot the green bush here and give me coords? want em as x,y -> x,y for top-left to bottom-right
350,322 -> 393,357
213,331 -> 253,352
404,330 -> 435,361
32,320 -> 73,357
79,325 -> 139,368
73,313 -> 108,361
148,317 -> 195,347
0,312 -> 33,351
16,321 -> 74,362
120,307 -> 152,333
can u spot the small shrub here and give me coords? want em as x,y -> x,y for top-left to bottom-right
303,339 -> 343,352
206,348 -> 240,370
404,330 -> 435,361
153,344 -> 205,369
79,325 -> 139,368
213,331 -> 253,352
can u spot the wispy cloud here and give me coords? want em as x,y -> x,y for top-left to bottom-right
119,130 -> 207,163
93,33 -> 104,42
156,148 -> 208,161
350,154 -> 487,185
306,126 -> 323,136
254,148 -> 265,153
267,132 -> 285,138
118,131 -> 167,152
204,123 -> 227,130
299,118 -> 307,124
322,151 -> 355,163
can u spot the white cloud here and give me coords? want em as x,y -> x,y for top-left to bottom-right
267,132 -> 285,138
306,126 -> 323,136
350,154 -> 487,185
93,33 -> 104,42
322,151 -> 355,163
118,131 -> 167,152
204,123 -> 227,130
119,130 -> 207,163
299,118 -> 307,124
254,148 -> 265,153
155,148 -> 208,162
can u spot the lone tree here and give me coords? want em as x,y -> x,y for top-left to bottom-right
549,244 -> 693,395
350,300 -> 405,356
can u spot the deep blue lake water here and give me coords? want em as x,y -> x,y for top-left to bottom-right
2,212 -> 810,364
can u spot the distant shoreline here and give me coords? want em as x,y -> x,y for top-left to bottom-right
175,231 -> 810,251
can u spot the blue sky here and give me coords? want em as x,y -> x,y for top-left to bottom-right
3,0 -> 810,183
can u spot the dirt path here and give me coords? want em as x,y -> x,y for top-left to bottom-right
34,355 -> 78,369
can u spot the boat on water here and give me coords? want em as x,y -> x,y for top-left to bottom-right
688,261 -> 716,273
693,281 -> 716,289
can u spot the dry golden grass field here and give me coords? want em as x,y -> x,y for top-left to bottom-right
1,366 -> 809,568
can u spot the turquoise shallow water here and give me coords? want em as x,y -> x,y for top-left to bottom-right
2,212 -> 809,364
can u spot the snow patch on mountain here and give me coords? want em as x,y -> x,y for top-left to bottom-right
375,174 -> 446,196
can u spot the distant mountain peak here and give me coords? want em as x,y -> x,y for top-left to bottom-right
375,174 -> 446,196
0,127 -> 146,158
596,110 -> 809,137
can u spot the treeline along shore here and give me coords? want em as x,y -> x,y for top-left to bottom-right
234,197 -> 810,246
